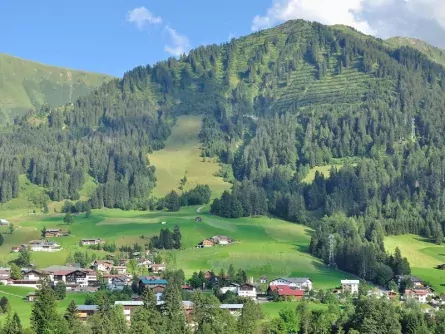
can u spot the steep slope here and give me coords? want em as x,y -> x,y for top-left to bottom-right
0,53 -> 113,124
386,37 -> 445,67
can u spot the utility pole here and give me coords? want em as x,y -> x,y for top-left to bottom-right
328,234 -> 336,268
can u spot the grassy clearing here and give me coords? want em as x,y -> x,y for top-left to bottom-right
148,115 -> 231,198
385,234 -> 445,293
261,301 -> 328,319
302,165 -> 342,184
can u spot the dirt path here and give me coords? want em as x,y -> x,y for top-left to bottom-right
197,206 -> 204,213
0,290 -> 25,299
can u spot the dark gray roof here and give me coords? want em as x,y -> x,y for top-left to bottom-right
76,305 -> 99,311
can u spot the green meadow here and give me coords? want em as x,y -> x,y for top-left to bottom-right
385,234 -> 445,293
0,285 -> 88,327
148,115 -> 231,198
0,205 -> 350,288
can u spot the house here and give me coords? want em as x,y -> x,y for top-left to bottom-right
211,235 -> 232,245
137,259 -> 152,267
52,269 -> 88,287
114,301 -> 144,322
138,278 -> 168,291
237,283 -> 257,299
387,291 -> 398,300
182,285 -> 193,291
76,305 -> 99,322
24,241 -> 61,252
269,278 -> 313,291
260,276 -> 267,284
0,219 -> 9,226
106,276 -> 130,291
23,269 -> 49,281
405,289 -> 428,304
81,239 -> 104,246
220,304 -> 244,316
112,266 -> 127,274
204,271 -> 213,280
194,217 -> 203,223
220,283 -> 239,294
11,247 -> 20,253
26,292 -> 37,302
0,268 -> 11,285
341,280 -> 360,294
92,260 -> 113,272
396,275 -> 424,289
269,285 -> 305,299
151,263 -> 166,273
201,239 -> 214,248
44,229 -> 62,238
152,285 -> 166,293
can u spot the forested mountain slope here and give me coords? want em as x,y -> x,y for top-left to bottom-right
1,19 -> 445,282
387,36 -> 445,67
0,53 -> 112,124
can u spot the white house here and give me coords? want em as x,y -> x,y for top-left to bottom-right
114,301 -> 144,322
405,289 -> 428,304
81,239 -> 103,246
341,280 -> 360,294
0,219 -> 9,226
237,283 -> 257,299
269,278 -> 313,291
92,260 -> 113,272
24,241 -> 61,252
220,283 -> 239,294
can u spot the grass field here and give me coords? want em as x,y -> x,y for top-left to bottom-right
385,234 -> 445,293
0,285 -> 88,327
148,115 -> 231,198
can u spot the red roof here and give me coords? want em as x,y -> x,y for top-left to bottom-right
270,285 -> 304,297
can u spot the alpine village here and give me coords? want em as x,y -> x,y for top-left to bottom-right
4,4 -> 445,334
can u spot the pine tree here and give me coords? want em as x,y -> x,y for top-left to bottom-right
3,312 -> 23,334
237,299 -> 263,334
162,280 -> 187,334
31,279 -> 68,334
172,225 -> 182,249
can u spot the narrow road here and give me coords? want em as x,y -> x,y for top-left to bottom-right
197,206 -> 204,213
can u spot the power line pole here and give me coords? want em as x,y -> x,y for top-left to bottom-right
328,234 -> 336,268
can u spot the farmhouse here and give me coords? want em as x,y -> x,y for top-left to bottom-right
151,263 -> 166,273
341,280 -> 360,294
200,239 -> 214,248
405,289 -> 428,304
23,269 -> 50,281
220,283 -> 240,294
269,277 -> 313,291
92,260 -> 113,272
269,285 -> 305,299
211,235 -> 232,245
237,283 -> 257,299
0,219 -> 9,226
112,266 -> 127,274
52,269 -> 89,287
23,241 -> 61,252
76,305 -> 99,322
26,292 -> 37,302
81,239 -> 104,246
11,247 -> 20,253
220,304 -> 244,316
138,278 -> 168,291
114,301 -> 144,322
44,228 -> 63,238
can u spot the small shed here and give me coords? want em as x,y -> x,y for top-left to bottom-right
27,292 -> 37,302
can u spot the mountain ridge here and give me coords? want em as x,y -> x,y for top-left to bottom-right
0,52 -> 113,124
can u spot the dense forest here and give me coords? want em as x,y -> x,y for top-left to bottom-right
2,20 -> 445,281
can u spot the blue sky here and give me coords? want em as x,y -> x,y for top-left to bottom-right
2,0 -> 445,77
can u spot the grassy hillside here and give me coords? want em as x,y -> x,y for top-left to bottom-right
0,53 -> 113,124
148,115 -> 231,198
0,206 -> 352,285
385,235 -> 445,293
386,37 -> 445,67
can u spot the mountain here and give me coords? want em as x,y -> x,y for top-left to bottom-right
0,53 -> 113,124
1,19 -> 445,284
386,36 -> 445,67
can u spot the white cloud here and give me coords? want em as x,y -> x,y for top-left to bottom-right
127,7 -> 162,29
252,0 -> 445,48
164,26 -> 191,57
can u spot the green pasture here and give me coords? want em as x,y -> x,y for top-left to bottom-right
0,285 -> 88,327
261,301 -> 328,319
148,115 -> 231,198
385,234 -> 445,293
